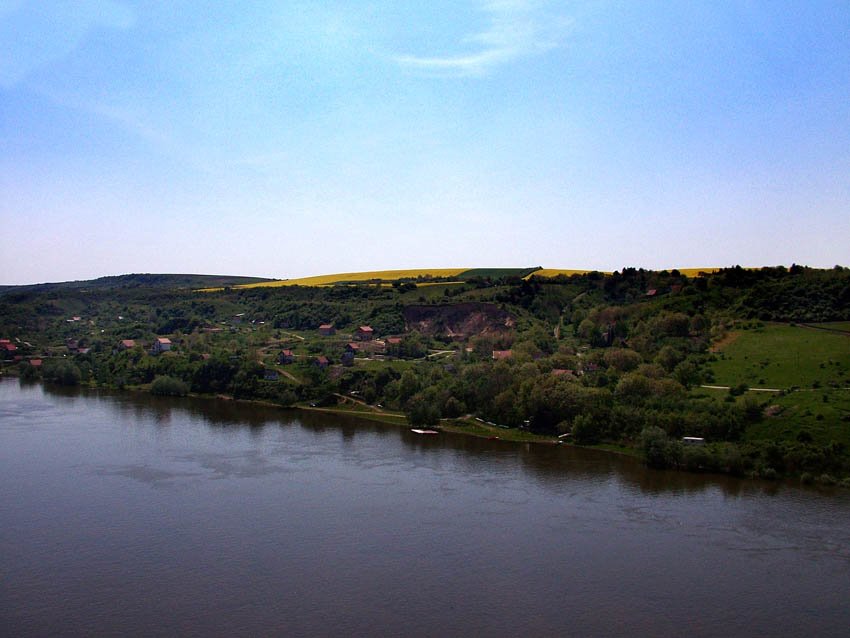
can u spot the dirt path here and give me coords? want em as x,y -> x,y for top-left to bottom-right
709,331 -> 740,353
798,323 -> 850,336
333,393 -> 384,412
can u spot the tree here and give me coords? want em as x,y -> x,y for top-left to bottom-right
151,375 -> 189,397
406,391 -> 441,426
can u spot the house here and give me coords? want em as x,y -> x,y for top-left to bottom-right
65,338 -> 79,352
492,350 -> 513,360
314,355 -> 330,369
341,350 -> 355,367
318,324 -> 336,336
29,359 -> 43,368
345,342 -> 360,353
278,349 -> 295,365
2,342 -> 17,359
117,339 -> 136,351
152,337 -> 172,354
354,326 -> 374,341
386,337 -> 403,357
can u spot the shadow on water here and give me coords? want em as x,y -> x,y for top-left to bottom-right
38,382 -> 798,498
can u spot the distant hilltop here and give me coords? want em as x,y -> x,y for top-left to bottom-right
229,266 -> 722,289
1,267 -> 730,293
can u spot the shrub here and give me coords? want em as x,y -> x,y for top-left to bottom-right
151,375 -> 189,397
43,360 -> 81,386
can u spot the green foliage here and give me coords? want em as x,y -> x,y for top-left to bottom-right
3,264 -> 849,480
42,360 -> 81,386
151,375 -> 189,396
406,391 -> 441,427
641,426 -> 682,469
19,361 -> 40,381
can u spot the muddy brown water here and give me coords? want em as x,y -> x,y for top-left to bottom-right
1,379 -> 848,637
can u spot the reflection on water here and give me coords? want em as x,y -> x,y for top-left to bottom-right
41,382 -> 810,500
2,379 -> 849,638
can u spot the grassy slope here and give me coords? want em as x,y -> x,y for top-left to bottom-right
709,323 -> 850,389
1,273 -> 275,295
707,323 -> 850,446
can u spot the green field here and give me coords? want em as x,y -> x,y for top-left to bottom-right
456,267 -> 542,280
743,389 -> 850,447
707,322 -> 850,446
709,323 -> 850,389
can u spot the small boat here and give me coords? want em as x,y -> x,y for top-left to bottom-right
411,428 -> 439,435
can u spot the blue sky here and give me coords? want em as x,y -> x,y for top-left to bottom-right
2,0 -> 849,284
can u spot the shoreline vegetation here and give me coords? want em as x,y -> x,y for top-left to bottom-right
2,265 -> 849,486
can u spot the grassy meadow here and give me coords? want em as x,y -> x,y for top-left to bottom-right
708,323 -> 850,389
706,322 -> 850,447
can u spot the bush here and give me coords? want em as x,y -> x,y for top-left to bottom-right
571,414 -> 602,444
641,426 -> 682,469
43,360 -> 81,386
151,375 -> 189,397
19,361 -> 40,381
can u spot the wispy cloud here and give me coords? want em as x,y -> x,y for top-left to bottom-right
395,0 -> 570,77
0,0 -> 134,88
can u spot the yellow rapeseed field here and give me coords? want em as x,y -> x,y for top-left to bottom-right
236,268 -> 469,289
198,266 -> 726,292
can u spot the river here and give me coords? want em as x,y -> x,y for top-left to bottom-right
1,379 -> 848,637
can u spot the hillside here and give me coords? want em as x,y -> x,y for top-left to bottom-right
2,264 -> 849,483
0,273 -> 276,296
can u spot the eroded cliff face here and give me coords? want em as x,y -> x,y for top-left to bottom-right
402,303 -> 515,338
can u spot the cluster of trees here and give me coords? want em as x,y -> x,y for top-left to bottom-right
3,265 -> 849,481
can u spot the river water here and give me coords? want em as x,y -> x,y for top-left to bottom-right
1,379 -> 848,637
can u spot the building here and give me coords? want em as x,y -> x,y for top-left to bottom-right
318,324 -> 336,336
117,339 -> 136,351
341,350 -> 355,367
354,326 -> 374,341
2,341 -> 17,360
492,350 -> 513,361
279,349 -> 295,365
314,355 -> 330,369
152,337 -> 172,354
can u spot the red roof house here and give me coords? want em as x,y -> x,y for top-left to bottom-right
354,326 -> 374,341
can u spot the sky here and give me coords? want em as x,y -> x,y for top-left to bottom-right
2,0 -> 849,285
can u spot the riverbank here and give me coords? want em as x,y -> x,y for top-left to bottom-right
4,374 -> 847,485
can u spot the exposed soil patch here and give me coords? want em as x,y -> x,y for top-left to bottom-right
710,331 -> 740,353
403,303 -> 515,339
